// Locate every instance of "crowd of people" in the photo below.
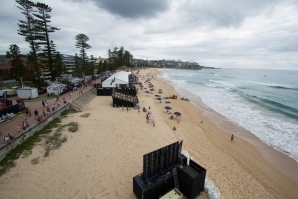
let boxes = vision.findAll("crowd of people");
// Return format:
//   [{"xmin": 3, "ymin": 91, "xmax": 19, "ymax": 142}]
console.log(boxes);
[{"xmin": 1, "ymin": 113, "xmax": 12, "ymax": 122}]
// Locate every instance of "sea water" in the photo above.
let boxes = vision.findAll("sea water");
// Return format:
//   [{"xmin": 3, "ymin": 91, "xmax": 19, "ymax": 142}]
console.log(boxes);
[{"xmin": 159, "ymin": 68, "xmax": 298, "ymax": 162}]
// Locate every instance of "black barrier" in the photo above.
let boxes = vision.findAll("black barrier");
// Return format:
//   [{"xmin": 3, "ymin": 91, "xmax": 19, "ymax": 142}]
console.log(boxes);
[
  {"xmin": 97, "ymin": 87, "xmax": 138, "ymax": 96},
  {"xmin": 177, "ymin": 159, "xmax": 206, "ymax": 199},
  {"xmin": 97, "ymin": 87, "xmax": 113, "ymax": 96},
  {"xmin": 0, "ymin": 101, "xmax": 25, "ymax": 115}
]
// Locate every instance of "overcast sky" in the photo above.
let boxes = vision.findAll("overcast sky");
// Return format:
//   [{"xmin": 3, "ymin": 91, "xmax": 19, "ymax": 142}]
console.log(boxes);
[{"xmin": 1, "ymin": 0, "xmax": 298, "ymax": 70}]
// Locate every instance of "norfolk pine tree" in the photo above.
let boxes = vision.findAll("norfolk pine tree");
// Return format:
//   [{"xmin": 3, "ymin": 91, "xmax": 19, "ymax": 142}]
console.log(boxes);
[
  {"xmin": 16, "ymin": 0, "xmax": 39, "ymax": 57},
  {"xmin": 33, "ymin": 2, "xmax": 60, "ymax": 81},
  {"xmin": 75, "ymin": 33, "xmax": 92, "ymax": 64}
]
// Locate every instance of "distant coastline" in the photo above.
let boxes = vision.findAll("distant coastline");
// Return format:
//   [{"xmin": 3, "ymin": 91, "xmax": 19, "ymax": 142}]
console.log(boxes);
[{"xmin": 164, "ymin": 65, "xmax": 219, "ymax": 70}]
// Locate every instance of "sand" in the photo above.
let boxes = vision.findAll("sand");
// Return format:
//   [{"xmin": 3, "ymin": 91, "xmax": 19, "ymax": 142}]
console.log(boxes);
[{"xmin": 0, "ymin": 68, "xmax": 297, "ymax": 199}]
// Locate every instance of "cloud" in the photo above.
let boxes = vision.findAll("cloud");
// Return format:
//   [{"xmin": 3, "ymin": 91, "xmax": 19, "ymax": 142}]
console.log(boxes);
[{"xmin": 87, "ymin": 0, "xmax": 170, "ymax": 19}]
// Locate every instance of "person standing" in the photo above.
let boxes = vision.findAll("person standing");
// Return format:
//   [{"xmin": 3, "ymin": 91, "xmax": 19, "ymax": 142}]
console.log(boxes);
[
  {"xmin": 25, "ymin": 119, "xmax": 29, "ymax": 127},
  {"xmin": 34, "ymin": 109, "xmax": 38, "ymax": 120},
  {"xmin": 231, "ymin": 134, "xmax": 234, "ymax": 142},
  {"xmin": 22, "ymin": 121, "xmax": 26, "ymax": 130},
  {"xmin": 42, "ymin": 100, "xmax": 45, "ymax": 108}
]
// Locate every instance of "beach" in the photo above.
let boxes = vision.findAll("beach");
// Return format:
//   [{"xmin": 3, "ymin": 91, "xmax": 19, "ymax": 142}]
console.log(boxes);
[{"xmin": 0, "ymin": 68, "xmax": 297, "ymax": 199}]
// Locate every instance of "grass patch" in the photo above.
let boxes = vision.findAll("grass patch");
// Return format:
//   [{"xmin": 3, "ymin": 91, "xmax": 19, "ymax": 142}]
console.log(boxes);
[
  {"xmin": 61, "ymin": 108, "xmax": 78, "ymax": 117},
  {"xmin": 43, "ymin": 121, "xmax": 77, "ymax": 156},
  {"xmin": 0, "ymin": 81, "xmax": 19, "ymax": 89},
  {"xmin": 80, "ymin": 113, "xmax": 90, "ymax": 118},
  {"xmin": 68, "ymin": 126, "xmax": 78, "ymax": 133},
  {"xmin": 0, "ymin": 117, "xmax": 62, "ymax": 176},
  {"xmin": 0, "ymin": 109, "xmax": 79, "ymax": 176},
  {"xmin": 22, "ymin": 150, "xmax": 32, "ymax": 158},
  {"xmin": 31, "ymin": 157, "xmax": 39, "ymax": 164}
]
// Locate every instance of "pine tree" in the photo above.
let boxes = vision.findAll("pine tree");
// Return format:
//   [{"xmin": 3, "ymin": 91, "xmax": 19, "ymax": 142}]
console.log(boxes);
[
  {"xmin": 75, "ymin": 33, "xmax": 92, "ymax": 64},
  {"xmin": 26, "ymin": 52, "xmax": 44, "ymax": 88},
  {"xmin": 52, "ymin": 52, "xmax": 67, "ymax": 78},
  {"xmin": 9, "ymin": 44, "xmax": 26, "ymax": 83},
  {"xmin": 33, "ymin": 2, "xmax": 60, "ymax": 80},
  {"xmin": 73, "ymin": 53, "xmax": 83, "ymax": 77},
  {"xmin": 16, "ymin": 0, "xmax": 39, "ymax": 57}
]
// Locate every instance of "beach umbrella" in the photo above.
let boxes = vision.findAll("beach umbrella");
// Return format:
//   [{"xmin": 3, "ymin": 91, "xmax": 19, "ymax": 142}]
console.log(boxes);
[
  {"xmin": 165, "ymin": 106, "xmax": 172, "ymax": 110},
  {"xmin": 165, "ymin": 101, "xmax": 171, "ymax": 104},
  {"xmin": 173, "ymin": 112, "xmax": 181, "ymax": 116},
  {"xmin": 155, "ymin": 95, "xmax": 160, "ymax": 97},
  {"xmin": 150, "ymin": 89, "xmax": 154, "ymax": 91},
  {"xmin": 156, "ymin": 97, "xmax": 162, "ymax": 100},
  {"xmin": 145, "ymin": 91, "xmax": 150, "ymax": 93}
]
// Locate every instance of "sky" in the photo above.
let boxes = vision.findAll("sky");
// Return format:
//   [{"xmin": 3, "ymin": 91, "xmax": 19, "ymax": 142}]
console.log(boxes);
[{"xmin": 0, "ymin": 0, "xmax": 298, "ymax": 70}]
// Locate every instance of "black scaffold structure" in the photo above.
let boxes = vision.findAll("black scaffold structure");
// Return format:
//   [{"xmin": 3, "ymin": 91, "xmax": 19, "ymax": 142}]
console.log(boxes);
[{"xmin": 133, "ymin": 141, "xmax": 207, "ymax": 199}]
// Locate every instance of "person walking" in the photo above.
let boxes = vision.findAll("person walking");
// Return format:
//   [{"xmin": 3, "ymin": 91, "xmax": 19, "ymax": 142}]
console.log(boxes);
[
  {"xmin": 17, "ymin": 124, "xmax": 21, "ymax": 133},
  {"xmin": 231, "ymin": 134, "xmax": 234, "ymax": 142},
  {"xmin": 34, "ymin": 109, "xmax": 38, "ymax": 120},
  {"xmin": 42, "ymin": 100, "xmax": 45, "ymax": 108}
]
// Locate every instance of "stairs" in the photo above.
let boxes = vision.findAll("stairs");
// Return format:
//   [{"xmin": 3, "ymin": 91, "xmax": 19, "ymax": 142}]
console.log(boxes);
[
  {"xmin": 70, "ymin": 88, "xmax": 97, "ymax": 111},
  {"xmin": 70, "ymin": 101, "xmax": 84, "ymax": 111},
  {"xmin": 173, "ymin": 167, "xmax": 179, "ymax": 190}
]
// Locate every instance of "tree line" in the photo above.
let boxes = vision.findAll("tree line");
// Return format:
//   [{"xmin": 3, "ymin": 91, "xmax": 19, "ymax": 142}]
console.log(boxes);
[{"xmin": 7, "ymin": 0, "xmax": 134, "ymax": 88}]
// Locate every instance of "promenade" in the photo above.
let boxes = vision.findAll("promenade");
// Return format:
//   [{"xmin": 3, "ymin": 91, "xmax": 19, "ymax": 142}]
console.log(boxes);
[{"xmin": 0, "ymin": 85, "xmax": 93, "ymax": 145}]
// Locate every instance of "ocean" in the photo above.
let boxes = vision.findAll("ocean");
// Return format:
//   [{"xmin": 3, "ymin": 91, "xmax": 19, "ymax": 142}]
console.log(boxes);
[{"xmin": 158, "ymin": 68, "xmax": 298, "ymax": 163}]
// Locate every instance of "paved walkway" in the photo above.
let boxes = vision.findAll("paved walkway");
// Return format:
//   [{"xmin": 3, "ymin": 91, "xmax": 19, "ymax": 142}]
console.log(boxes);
[{"xmin": 0, "ymin": 85, "xmax": 94, "ymax": 145}]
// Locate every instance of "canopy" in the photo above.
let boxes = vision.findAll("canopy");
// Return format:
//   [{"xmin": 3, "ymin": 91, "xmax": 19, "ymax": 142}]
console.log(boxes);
[{"xmin": 102, "ymin": 71, "xmax": 132, "ymax": 88}]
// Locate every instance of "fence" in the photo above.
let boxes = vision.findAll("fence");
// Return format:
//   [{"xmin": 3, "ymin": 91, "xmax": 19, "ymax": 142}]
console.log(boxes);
[{"xmin": 0, "ymin": 102, "xmax": 70, "ymax": 161}]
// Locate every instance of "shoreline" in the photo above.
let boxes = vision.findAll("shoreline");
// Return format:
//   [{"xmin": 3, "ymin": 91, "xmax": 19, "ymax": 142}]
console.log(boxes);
[{"xmin": 157, "ymin": 68, "xmax": 298, "ymax": 183}]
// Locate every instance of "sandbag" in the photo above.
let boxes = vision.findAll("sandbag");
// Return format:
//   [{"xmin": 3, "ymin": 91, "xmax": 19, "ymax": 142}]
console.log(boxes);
[
  {"xmin": 207, "ymin": 188, "xmax": 221, "ymax": 199},
  {"xmin": 204, "ymin": 177, "xmax": 214, "ymax": 193}
]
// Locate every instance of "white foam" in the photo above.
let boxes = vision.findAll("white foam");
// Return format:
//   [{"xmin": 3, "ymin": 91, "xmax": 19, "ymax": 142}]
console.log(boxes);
[
  {"xmin": 209, "ymin": 79, "xmax": 236, "ymax": 87},
  {"xmin": 247, "ymin": 80, "xmax": 293, "ymax": 89},
  {"xmin": 160, "ymin": 70, "xmax": 298, "ymax": 163}
]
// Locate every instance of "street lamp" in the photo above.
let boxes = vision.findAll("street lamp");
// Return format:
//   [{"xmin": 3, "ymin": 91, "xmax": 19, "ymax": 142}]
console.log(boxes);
[{"xmin": 19, "ymin": 77, "xmax": 23, "ymax": 88}]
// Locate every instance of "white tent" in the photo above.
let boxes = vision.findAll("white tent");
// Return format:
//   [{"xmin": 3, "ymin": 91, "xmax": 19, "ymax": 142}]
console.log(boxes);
[
  {"xmin": 102, "ymin": 71, "xmax": 131, "ymax": 88},
  {"xmin": 17, "ymin": 87, "xmax": 38, "ymax": 99},
  {"xmin": 47, "ymin": 84, "xmax": 68, "ymax": 96}
]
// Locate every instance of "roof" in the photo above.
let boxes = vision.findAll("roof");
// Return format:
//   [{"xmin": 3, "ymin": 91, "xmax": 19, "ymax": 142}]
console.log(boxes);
[
  {"xmin": 102, "ymin": 71, "xmax": 132, "ymax": 87},
  {"xmin": 104, "ymin": 71, "xmax": 131, "ymax": 83},
  {"xmin": 0, "ymin": 64, "xmax": 12, "ymax": 70},
  {"xmin": 17, "ymin": 87, "xmax": 37, "ymax": 90}
]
